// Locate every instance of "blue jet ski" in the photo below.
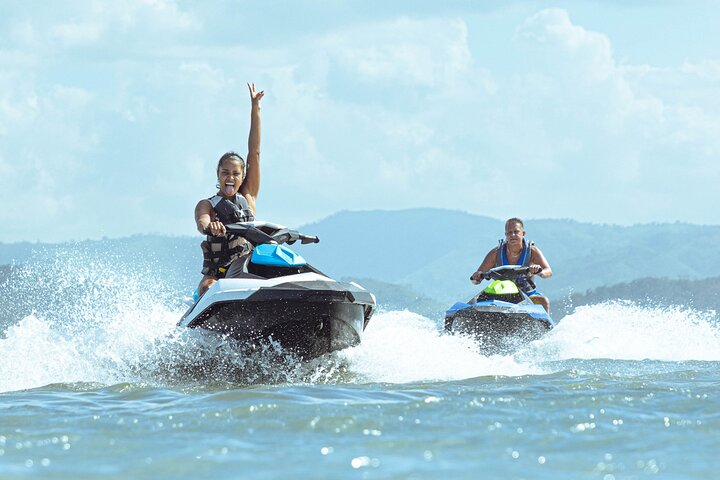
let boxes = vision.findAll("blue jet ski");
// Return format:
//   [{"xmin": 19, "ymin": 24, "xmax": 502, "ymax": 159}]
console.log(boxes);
[
  {"xmin": 178, "ymin": 221, "xmax": 376, "ymax": 359},
  {"xmin": 445, "ymin": 265, "xmax": 556, "ymax": 354}
]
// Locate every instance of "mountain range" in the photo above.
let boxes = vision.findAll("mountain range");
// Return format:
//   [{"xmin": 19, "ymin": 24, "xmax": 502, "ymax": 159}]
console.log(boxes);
[{"xmin": 2, "ymin": 209, "xmax": 719, "ymax": 319}]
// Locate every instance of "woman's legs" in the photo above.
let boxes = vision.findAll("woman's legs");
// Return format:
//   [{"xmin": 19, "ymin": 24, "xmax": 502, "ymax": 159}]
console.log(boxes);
[{"xmin": 197, "ymin": 275, "xmax": 217, "ymax": 298}]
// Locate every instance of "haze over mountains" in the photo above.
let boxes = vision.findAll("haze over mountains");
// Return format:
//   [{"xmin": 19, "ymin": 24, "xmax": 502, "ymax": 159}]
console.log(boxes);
[{"xmin": 2, "ymin": 209, "xmax": 719, "ymax": 320}]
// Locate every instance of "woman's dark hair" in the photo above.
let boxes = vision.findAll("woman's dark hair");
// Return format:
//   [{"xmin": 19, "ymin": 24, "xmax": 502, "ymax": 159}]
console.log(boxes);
[{"xmin": 216, "ymin": 151, "xmax": 246, "ymax": 179}]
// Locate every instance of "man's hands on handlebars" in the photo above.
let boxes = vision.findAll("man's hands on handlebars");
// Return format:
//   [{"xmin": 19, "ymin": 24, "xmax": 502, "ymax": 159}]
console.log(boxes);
[
  {"xmin": 528, "ymin": 264, "xmax": 543, "ymax": 276},
  {"xmin": 470, "ymin": 270, "xmax": 486, "ymax": 284},
  {"xmin": 470, "ymin": 265, "xmax": 544, "ymax": 284}
]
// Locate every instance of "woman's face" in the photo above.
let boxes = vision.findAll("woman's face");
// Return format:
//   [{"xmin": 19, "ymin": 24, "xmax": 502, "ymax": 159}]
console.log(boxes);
[{"xmin": 217, "ymin": 159, "xmax": 244, "ymax": 197}]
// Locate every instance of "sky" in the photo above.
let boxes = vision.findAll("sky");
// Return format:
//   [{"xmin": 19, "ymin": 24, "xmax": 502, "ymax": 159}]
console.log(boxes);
[{"xmin": 1, "ymin": 0, "xmax": 719, "ymax": 242}]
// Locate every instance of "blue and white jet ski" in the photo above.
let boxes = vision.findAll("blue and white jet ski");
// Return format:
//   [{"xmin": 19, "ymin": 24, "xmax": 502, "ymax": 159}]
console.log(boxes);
[
  {"xmin": 178, "ymin": 221, "xmax": 376, "ymax": 359},
  {"xmin": 445, "ymin": 265, "xmax": 556, "ymax": 354}
]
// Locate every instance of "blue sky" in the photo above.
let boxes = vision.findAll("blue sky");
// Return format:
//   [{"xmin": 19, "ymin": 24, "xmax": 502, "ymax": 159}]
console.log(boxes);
[{"xmin": 1, "ymin": 1, "xmax": 719, "ymax": 242}]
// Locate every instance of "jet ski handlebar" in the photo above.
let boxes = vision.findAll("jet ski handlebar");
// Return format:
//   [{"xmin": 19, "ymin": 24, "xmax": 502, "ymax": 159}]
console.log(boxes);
[
  {"xmin": 269, "ymin": 228, "xmax": 320, "ymax": 245},
  {"xmin": 481, "ymin": 265, "xmax": 532, "ymax": 281},
  {"xmin": 204, "ymin": 221, "xmax": 320, "ymax": 247}
]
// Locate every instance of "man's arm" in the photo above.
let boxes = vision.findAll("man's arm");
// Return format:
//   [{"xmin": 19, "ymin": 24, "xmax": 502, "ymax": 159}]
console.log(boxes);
[
  {"xmin": 470, "ymin": 249, "xmax": 498, "ymax": 283},
  {"xmin": 240, "ymin": 82, "xmax": 264, "ymax": 211},
  {"xmin": 529, "ymin": 246, "xmax": 552, "ymax": 278}
]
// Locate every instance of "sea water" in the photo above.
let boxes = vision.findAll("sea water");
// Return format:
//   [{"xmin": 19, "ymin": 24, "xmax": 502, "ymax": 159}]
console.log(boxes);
[{"xmin": 1, "ymin": 257, "xmax": 719, "ymax": 479}]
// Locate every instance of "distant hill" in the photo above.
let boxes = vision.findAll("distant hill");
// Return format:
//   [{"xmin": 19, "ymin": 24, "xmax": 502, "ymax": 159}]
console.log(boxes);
[
  {"xmin": 342, "ymin": 277, "xmax": 446, "ymax": 321},
  {"xmin": 2, "ymin": 208, "xmax": 720, "ymax": 308},
  {"xmin": 3, "ymin": 262, "xmax": 715, "ymax": 327},
  {"xmin": 293, "ymin": 209, "xmax": 720, "ymax": 304},
  {"xmin": 0, "ymin": 235, "xmax": 201, "ymax": 291}
]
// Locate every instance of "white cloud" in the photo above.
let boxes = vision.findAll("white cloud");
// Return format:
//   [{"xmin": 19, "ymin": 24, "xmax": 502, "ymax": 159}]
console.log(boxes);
[
  {"xmin": 9, "ymin": 20, "xmax": 40, "ymax": 46},
  {"xmin": 2, "ymin": 3, "xmax": 720, "ymax": 241},
  {"xmin": 50, "ymin": 85, "xmax": 95, "ymax": 109},
  {"xmin": 681, "ymin": 60, "xmax": 720, "ymax": 80},
  {"xmin": 0, "ymin": 73, "xmax": 40, "ymax": 135},
  {"xmin": 5, "ymin": 0, "xmax": 199, "ymax": 55},
  {"xmin": 327, "ymin": 17, "xmax": 472, "ymax": 87},
  {"xmin": 517, "ymin": 8, "xmax": 615, "ymax": 81},
  {"xmin": 245, "ymin": 9, "xmax": 720, "ymax": 226},
  {"xmin": 505, "ymin": 8, "xmax": 720, "ymax": 222},
  {"xmin": 671, "ymin": 106, "xmax": 720, "ymax": 155},
  {"xmin": 50, "ymin": 21, "xmax": 104, "ymax": 46},
  {"xmin": 177, "ymin": 62, "xmax": 231, "ymax": 94},
  {"xmin": 516, "ymin": 8, "xmax": 665, "ymax": 123},
  {"xmin": 0, "ymin": 66, "xmax": 104, "ymax": 239},
  {"xmin": 133, "ymin": 0, "xmax": 199, "ymax": 30}
]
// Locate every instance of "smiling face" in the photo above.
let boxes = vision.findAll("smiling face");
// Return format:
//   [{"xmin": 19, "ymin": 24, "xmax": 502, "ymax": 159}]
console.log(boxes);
[
  {"xmin": 504, "ymin": 220, "xmax": 525, "ymax": 247},
  {"xmin": 217, "ymin": 157, "xmax": 244, "ymax": 198}
]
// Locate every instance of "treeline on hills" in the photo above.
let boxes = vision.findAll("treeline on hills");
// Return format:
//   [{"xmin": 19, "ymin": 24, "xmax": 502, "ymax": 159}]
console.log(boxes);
[
  {"xmin": 347, "ymin": 275, "xmax": 720, "ymax": 323},
  {"xmin": 2, "ymin": 261, "xmax": 716, "ymax": 328},
  {"xmin": 3, "ymin": 210, "xmax": 720, "ymax": 306},
  {"xmin": 559, "ymin": 275, "xmax": 720, "ymax": 315},
  {"xmin": 2, "ymin": 209, "xmax": 720, "ymax": 325},
  {"xmin": 292, "ymin": 209, "xmax": 720, "ymax": 304},
  {"xmin": 343, "ymin": 277, "xmax": 446, "ymax": 321}
]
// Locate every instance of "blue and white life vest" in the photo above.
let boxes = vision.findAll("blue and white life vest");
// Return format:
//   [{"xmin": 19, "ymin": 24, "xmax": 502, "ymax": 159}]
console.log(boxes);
[{"xmin": 495, "ymin": 238, "xmax": 536, "ymax": 293}]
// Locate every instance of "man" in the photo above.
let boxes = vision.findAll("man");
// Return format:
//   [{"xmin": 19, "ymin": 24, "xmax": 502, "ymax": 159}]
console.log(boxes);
[{"xmin": 470, "ymin": 218, "xmax": 552, "ymax": 312}]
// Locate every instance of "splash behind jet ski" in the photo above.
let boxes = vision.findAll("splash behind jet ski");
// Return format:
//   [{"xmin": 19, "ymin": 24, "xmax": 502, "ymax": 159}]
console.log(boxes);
[
  {"xmin": 445, "ymin": 265, "xmax": 556, "ymax": 354},
  {"xmin": 178, "ymin": 221, "xmax": 376, "ymax": 359}
]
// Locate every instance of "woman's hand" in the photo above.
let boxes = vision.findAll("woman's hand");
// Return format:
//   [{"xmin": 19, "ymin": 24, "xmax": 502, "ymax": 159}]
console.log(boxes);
[
  {"xmin": 248, "ymin": 82, "xmax": 264, "ymax": 105},
  {"xmin": 470, "ymin": 270, "xmax": 485, "ymax": 284},
  {"xmin": 207, "ymin": 221, "xmax": 226, "ymax": 237}
]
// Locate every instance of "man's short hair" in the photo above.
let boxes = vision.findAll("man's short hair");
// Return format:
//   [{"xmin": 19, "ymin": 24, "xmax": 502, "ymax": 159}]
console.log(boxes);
[{"xmin": 505, "ymin": 217, "xmax": 524, "ymax": 230}]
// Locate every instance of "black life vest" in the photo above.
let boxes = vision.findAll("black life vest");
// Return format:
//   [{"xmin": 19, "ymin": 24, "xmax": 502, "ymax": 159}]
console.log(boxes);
[
  {"xmin": 201, "ymin": 194, "xmax": 255, "ymax": 276},
  {"xmin": 495, "ymin": 238, "xmax": 536, "ymax": 292}
]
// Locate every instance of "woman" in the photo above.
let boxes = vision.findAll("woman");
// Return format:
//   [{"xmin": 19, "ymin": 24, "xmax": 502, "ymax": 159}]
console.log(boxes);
[
  {"xmin": 194, "ymin": 82, "xmax": 264, "ymax": 298},
  {"xmin": 470, "ymin": 217, "xmax": 553, "ymax": 312}
]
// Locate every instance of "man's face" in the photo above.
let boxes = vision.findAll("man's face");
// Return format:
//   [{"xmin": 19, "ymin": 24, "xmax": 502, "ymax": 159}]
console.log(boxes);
[{"xmin": 505, "ymin": 222, "xmax": 525, "ymax": 245}]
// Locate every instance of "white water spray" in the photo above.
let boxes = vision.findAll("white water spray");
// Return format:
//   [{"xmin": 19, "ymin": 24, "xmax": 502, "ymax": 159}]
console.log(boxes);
[
  {"xmin": 2, "ymin": 253, "xmax": 719, "ymax": 392},
  {"xmin": 523, "ymin": 301, "xmax": 720, "ymax": 362}
]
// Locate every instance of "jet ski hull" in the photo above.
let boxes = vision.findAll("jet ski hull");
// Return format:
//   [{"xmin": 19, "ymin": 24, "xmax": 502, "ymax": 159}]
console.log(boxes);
[
  {"xmin": 180, "ymin": 276, "xmax": 375, "ymax": 359},
  {"xmin": 445, "ymin": 300, "xmax": 555, "ymax": 354},
  {"xmin": 179, "ymin": 222, "xmax": 376, "ymax": 359},
  {"xmin": 186, "ymin": 299, "xmax": 367, "ymax": 359}
]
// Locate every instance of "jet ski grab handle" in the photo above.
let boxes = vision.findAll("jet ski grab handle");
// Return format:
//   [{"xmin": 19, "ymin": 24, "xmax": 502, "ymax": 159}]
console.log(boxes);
[
  {"xmin": 482, "ymin": 265, "xmax": 532, "ymax": 281},
  {"xmin": 204, "ymin": 223, "xmax": 320, "ymax": 246},
  {"xmin": 270, "ymin": 229, "xmax": 320, "ymax": 245}
]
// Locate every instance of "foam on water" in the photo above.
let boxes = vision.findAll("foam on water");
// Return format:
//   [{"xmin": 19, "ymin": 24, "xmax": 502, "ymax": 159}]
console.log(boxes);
[
  {"xmin": 2, "ymin": 253, "xmax": 719, "ymax": 392},
  {"xmin": 522, "ymin": 301, "xmax": 720, "ymax": 362},
  {"xmin": 3, "ymin": 300, "xmax": 717, "ymax": 393},
  {"xmin": 0, "ymin": 251, "xmax": 182, "ymax": 392},
  {"xmin": 339, "ymin": 310, "xmax": 540, "ymax": 382}
]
